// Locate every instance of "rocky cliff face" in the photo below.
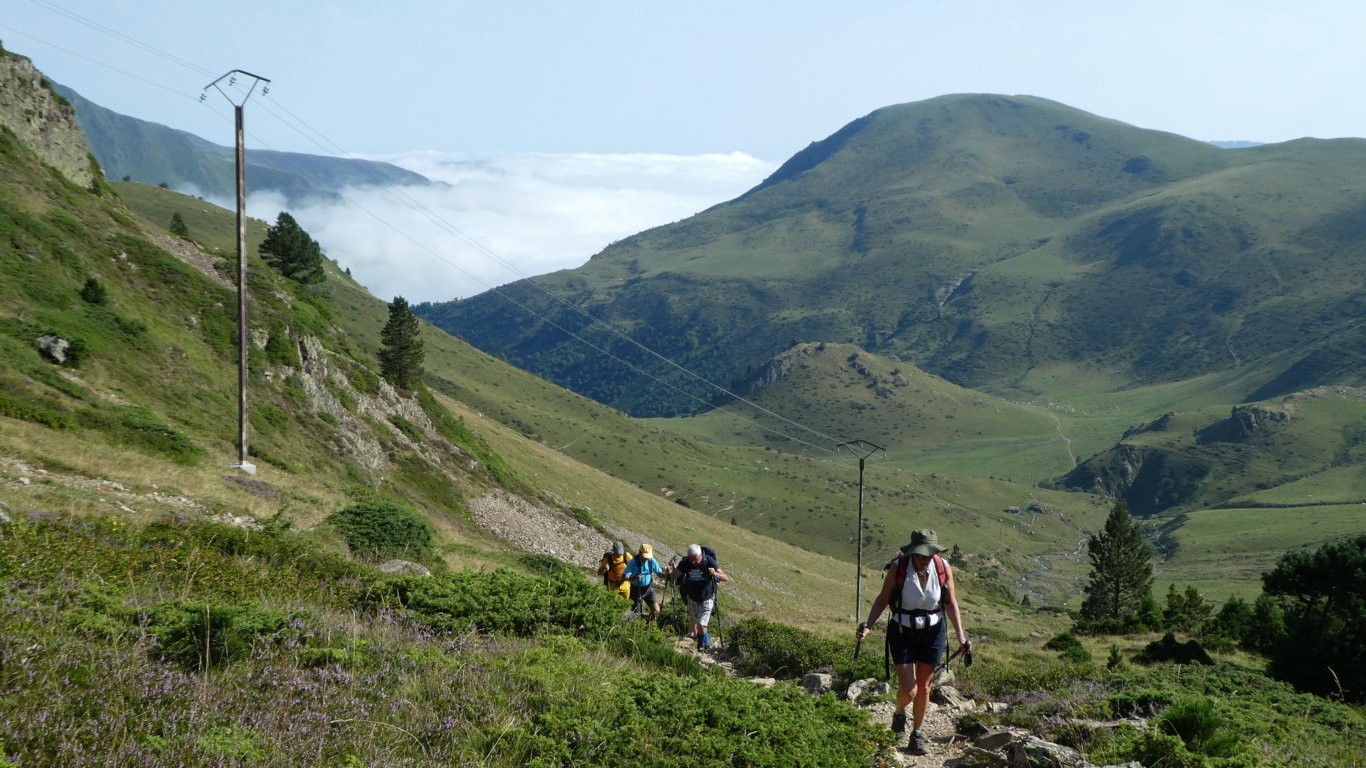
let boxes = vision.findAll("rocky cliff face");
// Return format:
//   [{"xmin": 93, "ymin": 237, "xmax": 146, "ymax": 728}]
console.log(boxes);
[{"xmin": 0, "ymin": 47, "xmax": 96, "ymax": 188}]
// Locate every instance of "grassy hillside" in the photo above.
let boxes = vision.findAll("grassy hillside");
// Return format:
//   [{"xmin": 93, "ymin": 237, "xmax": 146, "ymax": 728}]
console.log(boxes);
[{"xmin": 420, "ymin": 95, "xmax": 1364, "ymax": 422}]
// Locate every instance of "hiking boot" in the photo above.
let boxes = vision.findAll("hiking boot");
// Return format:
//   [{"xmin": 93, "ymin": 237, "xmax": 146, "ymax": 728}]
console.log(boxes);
[
  {"xmin": 908, "ymin": 729, "xmax": 929, "ymax": 755},
  {"xmin": 890, "ymin": 711, "xmax": 906, "ymax": 734}
]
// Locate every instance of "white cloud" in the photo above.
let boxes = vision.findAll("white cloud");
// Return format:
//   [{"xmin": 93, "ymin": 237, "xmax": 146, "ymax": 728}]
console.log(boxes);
[{"xmin": 248, "ymin": 151, "xmax": 774, "ymax": 304}]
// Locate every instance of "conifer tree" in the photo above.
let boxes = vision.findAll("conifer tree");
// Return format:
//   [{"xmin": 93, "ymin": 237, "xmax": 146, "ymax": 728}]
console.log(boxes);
[
  {"xmin": 260, "ymin": 211, "xmax": 325, "ymax": 284},
  {"xmin": 379, "ymin": 296, "xmax": 424, "ymax": 391},
  {"xmin": 1262, "ymin": 535, "xmax": 1366, "ymax": 700},
  {"xmin": 169, "ymin": 211, "xmax": 190, "ymax": 238},
  {"xmin": 1080, "ymin": 501, "xmax": 1155, "ymax": 630}
]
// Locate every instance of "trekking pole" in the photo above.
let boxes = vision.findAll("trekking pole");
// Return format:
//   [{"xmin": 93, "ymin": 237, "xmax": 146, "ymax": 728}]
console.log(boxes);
[{"xmin": 935, "ymin": 640, "xmax": 973, "ymax": 675}]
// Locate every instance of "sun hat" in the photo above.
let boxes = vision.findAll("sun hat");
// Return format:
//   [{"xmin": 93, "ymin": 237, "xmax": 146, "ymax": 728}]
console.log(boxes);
[
  {"xmin": 638, "ymin": 543, "xmax": 653, "ymax": 558},
  {"xmin": 901, "ymin": 529, "xmax": 945, "ymax": 557}
]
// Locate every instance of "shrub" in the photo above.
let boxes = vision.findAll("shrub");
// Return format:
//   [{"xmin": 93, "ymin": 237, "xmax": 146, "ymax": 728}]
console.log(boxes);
[
  {"xmin": 78, "ymin": 276, "xmax": 107, "ymax": 305},
  {"xmin": 78, "ymin": 405, "xmax": 204, "ymax": 465},
  {"xmin": 0, "ymin": 390, "xmax": 76, "ymax": 429},
  {"xmin": 327, "ymin": 498, "xmax": 434, "ymax": 562},
  {"xmin": 147, "ymin": 600, "xmax": 292, "ymax": 670},
  {"xmin": 1044, "ymin": 631, "xmax": 1093, "ymax": 663},
  {"xmin": 1157, "ymin": 699, "xmax": 1240, "ymax": 758},
  {"xmin": 1135, "ymin": 632, "xmax": 1214, "ymax": 666},
  {"xmin": 727, "ymin": 617, "xmax": 841, "ymax": 678},
  {"xmin": 385, "ymin": 567, "xmax": 620, "ymax": 640},
  {"xmin": 602, "ymin": 619, "xmax": 706, "ymax": 677}
]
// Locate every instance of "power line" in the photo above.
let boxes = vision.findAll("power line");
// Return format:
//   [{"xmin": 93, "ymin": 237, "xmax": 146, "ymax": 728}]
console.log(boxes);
[{"xmin": 8, "ymin": 1, "xmax": 851, "ymax": 456}]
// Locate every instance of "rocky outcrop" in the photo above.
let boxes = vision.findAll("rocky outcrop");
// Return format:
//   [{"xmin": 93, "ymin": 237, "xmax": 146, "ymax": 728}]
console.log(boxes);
[
  {"xmin": 0, "ymin": 48, "xmax": 96, "ymax": 188},
  {"xmin": 1052, "ymin": 443, "xmax": 1209, "ymax": 516},
  {"xmin": 273, "ymin": 334, "xmax": 473, "ymax": 482}
]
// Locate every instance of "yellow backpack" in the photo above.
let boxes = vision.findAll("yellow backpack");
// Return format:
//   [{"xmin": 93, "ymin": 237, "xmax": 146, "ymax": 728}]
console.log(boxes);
[{"xmin": 602, "ymin": 553, "xmax": 628, "ymax": 585}]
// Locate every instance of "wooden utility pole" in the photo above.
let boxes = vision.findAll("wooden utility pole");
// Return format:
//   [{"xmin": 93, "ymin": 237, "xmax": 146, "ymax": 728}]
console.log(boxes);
[{"xmin": 203, "ymin": 70, "xmax": 269, "ymax": 475}]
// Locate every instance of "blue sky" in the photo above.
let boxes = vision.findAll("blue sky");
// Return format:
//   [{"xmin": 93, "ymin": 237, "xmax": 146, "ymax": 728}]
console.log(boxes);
[{"xmin": 6, "ymin": 0, "xmax": 1366, "ymax": 301}]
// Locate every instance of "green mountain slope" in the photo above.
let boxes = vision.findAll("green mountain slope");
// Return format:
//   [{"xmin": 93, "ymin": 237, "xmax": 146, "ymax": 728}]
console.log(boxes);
[
  {"xmin": 419, "ymin": 94, "xmax": 1365, "ymax": 418},
  {"xmin": 1054, "ymin": 387, "xmax": 1366, "ymax": 517},
  {"xmin": 54, "ymin": 82, "xmax": 433, "ymax": 202}
]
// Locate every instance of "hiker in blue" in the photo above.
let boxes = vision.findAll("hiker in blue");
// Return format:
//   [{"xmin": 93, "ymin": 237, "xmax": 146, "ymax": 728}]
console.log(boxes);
[
  {"xmin": 856, "ymin": 529, "xmax": 969, "ymax": 756},
  {"xmin": 670, "ymin": 544, "xmax": 728, "ymax": 650},
  {"xmin": 623, "ymin": 543, "xmax": 664, "ymax": 621}
]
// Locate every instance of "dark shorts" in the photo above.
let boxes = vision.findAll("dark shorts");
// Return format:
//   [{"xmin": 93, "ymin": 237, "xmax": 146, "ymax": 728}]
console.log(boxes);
[
  {"xmin": 887, "ymin": 616, "xmax": 947, "ymax": 666},
  {"xmin": 630, "ymin": 583, "xmax": 658, "ymax": 608}
]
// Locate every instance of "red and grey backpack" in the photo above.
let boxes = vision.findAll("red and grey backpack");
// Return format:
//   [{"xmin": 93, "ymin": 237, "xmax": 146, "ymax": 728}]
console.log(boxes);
[{"xmin": 887, "ymin": 552, "xmax": 950, "ymax": 618}]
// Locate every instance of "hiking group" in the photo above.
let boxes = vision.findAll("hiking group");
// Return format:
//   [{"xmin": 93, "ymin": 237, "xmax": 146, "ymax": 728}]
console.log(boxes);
[
  {"xmin": 597, "ymin": 540, "xmax": 728, "ymax": 650},
  {"xmin": 597, "ymin": 529, "xmax": 970, "ymax": 756}
]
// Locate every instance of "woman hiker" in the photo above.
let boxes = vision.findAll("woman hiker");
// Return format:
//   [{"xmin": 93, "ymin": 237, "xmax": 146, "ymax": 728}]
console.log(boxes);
[{"xmin": 856, "ymin": 529, "xmax": 970, "ymax": 755}]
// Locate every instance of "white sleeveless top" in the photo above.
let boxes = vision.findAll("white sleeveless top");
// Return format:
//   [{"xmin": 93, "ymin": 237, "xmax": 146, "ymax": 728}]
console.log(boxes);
[{"xmin": 893, "ymin": 559, "xmax": 943, "ymax": 629}]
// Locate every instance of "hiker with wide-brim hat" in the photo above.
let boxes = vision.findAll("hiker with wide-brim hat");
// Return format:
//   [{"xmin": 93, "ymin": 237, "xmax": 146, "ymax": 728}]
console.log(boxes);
[{"xmin": 856, "ymin": 529, "xmax": 969, "ymax": 755}]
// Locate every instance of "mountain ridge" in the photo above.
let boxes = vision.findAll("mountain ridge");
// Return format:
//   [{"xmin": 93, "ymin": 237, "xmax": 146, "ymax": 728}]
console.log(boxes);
[
  {"xmin": 53, "ymin": 81, "xmax": 433, "ymax": 203},
  {"xmin": 420, "ymin": 94, "xmax": 1364, "ymax": 420}
]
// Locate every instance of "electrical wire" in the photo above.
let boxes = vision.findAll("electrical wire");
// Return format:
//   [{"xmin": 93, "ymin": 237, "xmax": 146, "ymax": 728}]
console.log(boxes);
[{"xmin": 8, "ymin": 0, "xmax": 852, "ymax": 455}]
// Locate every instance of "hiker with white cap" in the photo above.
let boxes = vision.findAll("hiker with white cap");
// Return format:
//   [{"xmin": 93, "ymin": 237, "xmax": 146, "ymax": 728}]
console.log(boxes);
[
  {"xmin": 856, "ymin": 529, "xmax": 969, "ymax": 755},
  {"xmin": 670, "ymin": 544, "xmax": 728, "ymax": 649},
  {"xmin": 623, "ymin": 543, "xmax": 665, "ymax": 620}
]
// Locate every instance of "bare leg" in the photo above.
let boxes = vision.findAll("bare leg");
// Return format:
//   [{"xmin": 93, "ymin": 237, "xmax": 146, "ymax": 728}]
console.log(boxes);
[
  {"xmin": 911, "ymin": 661, "xmax": 936, "ymax": 730},
  {"xmin": 894, "ymin": 662, "xmax": 916, "ymax": 715}
]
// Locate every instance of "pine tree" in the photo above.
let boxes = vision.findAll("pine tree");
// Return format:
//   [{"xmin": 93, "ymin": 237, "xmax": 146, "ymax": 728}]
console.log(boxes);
[
  {"xmin": 1163, "ymin": 584, "xmax": 1211, "ymax": 633},
  {"xmin": 260, "ymin": 212, "xmax": 325, "ymax": 284},
  {"xmin": 1262, "ymin": 535, "xmax": 1366, "ymax": 700},
  {"xmin": 169, "ymin": 211, "xmax": 190, "ymax": 238},
  {"xmin": 1080, "ymin": 501, "xmax": 1154, "ymax": 631},
  {"xmin": 378, "ymin": 296, "xmax": 424, "ymax": 391},
  {"xmin": 79, "ymin": 276, "xmax": 107, "ymax": 305}
]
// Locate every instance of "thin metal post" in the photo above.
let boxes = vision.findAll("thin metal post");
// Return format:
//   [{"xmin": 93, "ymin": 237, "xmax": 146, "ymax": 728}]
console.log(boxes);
[
  {"xmin": 837, "ymin": 440, "xmax": 886, "ymax": 619},
  {"xmin": 204, "ymin": 70, "xmax": 269, "ymax": 475}
]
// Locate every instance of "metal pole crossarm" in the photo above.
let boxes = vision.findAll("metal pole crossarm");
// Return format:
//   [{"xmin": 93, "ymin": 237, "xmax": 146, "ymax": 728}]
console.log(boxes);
[
  {"xmin": 837, "ymin": 440, "xmax": 887, "ymax": 620},
  {"xmin": 203, "ymin": 70, "xmax": 271, "ymax": 106}
]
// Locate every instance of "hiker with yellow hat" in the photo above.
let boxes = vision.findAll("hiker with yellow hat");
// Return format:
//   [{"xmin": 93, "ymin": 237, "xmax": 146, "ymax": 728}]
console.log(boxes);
[
  {"xmin": 856, "ymin": 529, "xmax": 969, "ymax": 756},
  {"xmin": 623, "ymin": 543, "xmax": 665, "ymax": 620}
]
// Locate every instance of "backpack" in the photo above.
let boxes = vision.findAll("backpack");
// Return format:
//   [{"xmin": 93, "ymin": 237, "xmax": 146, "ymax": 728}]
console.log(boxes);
[
  {"xmin": 701, "ymin": 545, "xmax": 719, "ymax": 569},
  {"xmin": 889, "ymin": 552, "xmax": 949, "ymax": 613},
  {"xmin": 602, "ymin": 552, "xmax": 628, "ymax": 585}
]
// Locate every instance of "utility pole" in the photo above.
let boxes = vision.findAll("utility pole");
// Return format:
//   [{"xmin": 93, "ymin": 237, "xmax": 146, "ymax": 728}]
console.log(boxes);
[
  {"xmin": 203, "ymin": 70, "xmax": 269, "ymax": 475},
  {"xmin": 838, "ymin": 440, "xmax": 886, "ymax": 620}
]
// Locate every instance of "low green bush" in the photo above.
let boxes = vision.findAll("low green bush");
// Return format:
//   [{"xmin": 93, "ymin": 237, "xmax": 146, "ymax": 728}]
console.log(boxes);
[
  {"xmin": 147, "ymin": 600, "xmax": 293, "ymax": 670},
  {"xmin": 385, "ymin": 566, "xmax": 620, "ymax": 640},
  {"xmin": 327, "ymin": 497, "xmax": 434, "ymax": 562},
  {"xmin": 1159, "ymin": 698, "xmax": 1241, "ymax": 758},
  {"xmin": 727, "ymin": 616, "xmax": 841, "ymax": 678},
  {"xmin": 77, "ymin": 404, "xmax": 204, "ymax": 465},
  {"xmin": 1136, "ymin": 632, "xmax": 1214, "ymax": 665},
  {"xmin": 1044, "ymin": 631, "xmax": 1093, "ymax": 663},
  {"xmin": 508, "ymin": 657, "xmax": 892, "ymax": 768}
]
